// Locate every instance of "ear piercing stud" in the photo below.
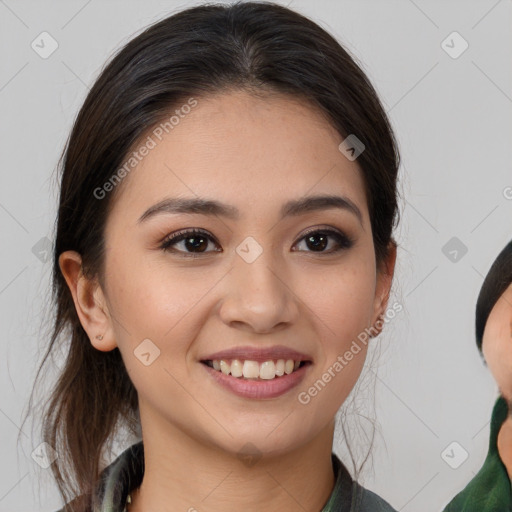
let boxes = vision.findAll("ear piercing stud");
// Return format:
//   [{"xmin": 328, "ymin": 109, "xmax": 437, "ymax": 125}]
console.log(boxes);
[{"xmin": 95, "ymin": 334, "xmax": 104, "ymax": 340}]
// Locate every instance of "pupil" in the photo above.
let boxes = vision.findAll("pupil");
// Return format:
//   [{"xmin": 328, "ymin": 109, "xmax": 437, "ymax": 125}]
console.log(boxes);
[
  {"xmin": 186, "ymin": 236, "xmax": 207, "ymax": 252},
  {"xmin": 307, "ymin": 234, "xmax": 327, "ymax": 251}
]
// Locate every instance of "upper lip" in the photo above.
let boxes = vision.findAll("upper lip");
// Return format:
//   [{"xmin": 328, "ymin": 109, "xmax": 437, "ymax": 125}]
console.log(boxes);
[{"xmin": 201, "ymin": 345, "xmax": 313, "ymax": 363}]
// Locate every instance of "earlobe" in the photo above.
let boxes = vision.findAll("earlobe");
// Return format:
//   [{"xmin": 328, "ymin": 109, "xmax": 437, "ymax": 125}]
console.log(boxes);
[{"xmin": 58, "ymin": 251, "xmax": 117, "ymax": 351}]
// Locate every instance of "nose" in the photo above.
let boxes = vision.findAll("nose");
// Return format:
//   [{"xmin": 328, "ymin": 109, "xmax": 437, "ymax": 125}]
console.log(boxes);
[{"xmin": 218, "ymin": 248, "xmax": 299, "ymax": 334}]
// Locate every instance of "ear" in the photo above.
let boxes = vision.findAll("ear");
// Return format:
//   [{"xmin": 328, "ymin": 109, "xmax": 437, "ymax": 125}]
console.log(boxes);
[
  {"xmin": 371, "ymin": 242, "xmax": 397, "ymax": 336},
  {"xmin": 58, "ymin": 250, "xmax": 117, "ymax": 351}
]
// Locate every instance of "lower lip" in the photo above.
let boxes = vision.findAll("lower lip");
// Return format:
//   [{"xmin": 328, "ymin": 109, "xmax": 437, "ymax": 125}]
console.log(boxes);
[{"xmin": 201, "ymin": 362, "xmax": 311, "ymax": 399}]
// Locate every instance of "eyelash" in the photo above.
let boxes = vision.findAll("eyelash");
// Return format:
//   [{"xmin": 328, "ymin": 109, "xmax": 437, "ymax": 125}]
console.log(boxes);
[{"xmin": 159, "ymin": 227, "xmax": 354, "ymax": 258}]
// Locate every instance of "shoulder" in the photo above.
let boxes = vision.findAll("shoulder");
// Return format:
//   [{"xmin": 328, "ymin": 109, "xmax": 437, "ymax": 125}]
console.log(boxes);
[
  {"xmin": 442, "ymin": 396, "xmax": 512, "ymax": 512},
  {"xmin": 53, "ymin": 441, "xmax": 144, "ymax": 512},
  {"xmin": 352, "ymin": 482, "xmax": 398, "ymax": 512},
  {"xmin": 328, "ymin": 451, "xmax": 397, "ymax": 512}
]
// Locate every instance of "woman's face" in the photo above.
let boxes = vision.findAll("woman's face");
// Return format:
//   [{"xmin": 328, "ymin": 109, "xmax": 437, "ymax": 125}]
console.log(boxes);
[
  {"xmin": 75, "ymin": 90, "xmax": 395, "ymax": 457},
  {"xmin": 482, "ymin": 283, "xmax": 512, "ymax": 403}
]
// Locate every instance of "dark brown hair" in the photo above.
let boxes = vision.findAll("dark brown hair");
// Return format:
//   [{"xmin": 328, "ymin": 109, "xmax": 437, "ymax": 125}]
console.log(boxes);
[{"xmin": 23, "ymin": 2, "xmax": 400, "ymax": 510}]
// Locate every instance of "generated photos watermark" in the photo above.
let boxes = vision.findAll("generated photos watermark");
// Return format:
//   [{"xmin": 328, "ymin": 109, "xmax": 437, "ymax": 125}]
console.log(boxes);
[
  {"xmin": 93, "ymin": 97, "xmax": 198, "ymax": 200},
  {"xmin": 297, "ymin": 301, "xmax": 403, "ymax": 405}
]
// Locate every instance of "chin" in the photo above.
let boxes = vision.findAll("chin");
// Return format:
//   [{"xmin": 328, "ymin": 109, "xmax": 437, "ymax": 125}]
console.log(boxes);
[{"xmin": 215, "ymin": 425, "xmax": 311, "ymax": 459}]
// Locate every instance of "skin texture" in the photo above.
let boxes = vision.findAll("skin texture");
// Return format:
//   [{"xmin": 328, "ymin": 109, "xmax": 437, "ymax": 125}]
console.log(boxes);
[
  {"xmin": 482, "ymin": 283, "xmax": 512, "ymax": 482},
  {"xmin": 59, "ymin": 90, "xmax": 396, "ymax": 512}
]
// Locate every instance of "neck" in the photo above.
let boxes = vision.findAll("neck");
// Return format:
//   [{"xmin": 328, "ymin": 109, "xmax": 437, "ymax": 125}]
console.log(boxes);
[
  {"xmin": 128, "ymin": 407, "xmax": 337, "ymax": 512},
  {"xmin": 497, "ymin": 414, "xmax": 512, "ymax": 482}
]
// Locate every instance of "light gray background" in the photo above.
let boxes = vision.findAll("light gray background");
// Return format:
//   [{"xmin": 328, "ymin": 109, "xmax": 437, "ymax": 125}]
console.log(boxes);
[{"xmin": 1, "ymin": 1, "xmax": 511, "ymax": 511}]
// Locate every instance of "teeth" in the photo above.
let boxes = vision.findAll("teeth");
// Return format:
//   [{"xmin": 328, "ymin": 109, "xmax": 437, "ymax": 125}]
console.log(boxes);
[
  {"xmin": 259, "ymin": 361, "xmax": 275, "ymax": 380},
  {"xmin": 220, "ymin": 360, "xmax": 230, "ymax": 375},
  {"xmin": 242, "ymin": 360, "xmax": 260, "ymax": 379},
  {"xmin": 208, "ymin": 358, "xmax": 305, "ymax": 379},
  {"xmin": 230, "ymin": 359, "xmax": 243, "ymax": 377}
]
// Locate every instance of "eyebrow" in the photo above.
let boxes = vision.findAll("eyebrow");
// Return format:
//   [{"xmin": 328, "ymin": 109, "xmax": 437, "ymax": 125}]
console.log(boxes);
[{"xmin": 137, "ymin": 194, "xmax": 363, "ymax": 226}]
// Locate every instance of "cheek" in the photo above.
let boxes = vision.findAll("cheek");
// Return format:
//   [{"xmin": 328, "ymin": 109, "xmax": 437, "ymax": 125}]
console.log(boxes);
[
  {"xmin": 110, "ymin": 262, "xmax": 211, "ymax": 407},
  {"xmin": 107, "ymin": 248, "xmax": 210, "ymax": 334},
  {"xmin": 325, "ymin": 285, "xmax": 374, "ymax": 332},
  {"xmin": 293, "ymin": 258, "xmax": 375, "ymax": 408},
  {"xmin": 300, "ymin": 259, "xmax": 376, "ymax": 339},
  {"xmin": 104, "ymin": 255, "xmax": 218, "ymax": 390}
]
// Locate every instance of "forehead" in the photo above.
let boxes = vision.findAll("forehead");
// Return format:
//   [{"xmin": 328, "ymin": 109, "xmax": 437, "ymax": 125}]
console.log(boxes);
[
  {"xmin": 108, "ymin": 89, "xmax": 368, "ymax": 225},
  {"xmin": 489, "ymin": 284, "xmax": 512, "ymax": 318},
  {"xmin": 483, "ymin": 283, "xmax": 512, "ymax": 343}
]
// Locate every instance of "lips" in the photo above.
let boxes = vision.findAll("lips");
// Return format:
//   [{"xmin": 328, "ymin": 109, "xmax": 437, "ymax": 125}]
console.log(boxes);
[
  {"xmin": 201, "ymin": 357, "xmax": 311, "ymax": 399},
  {"xmin": 198, "ymin": 345, "xmax": 313, "ymax": 398},
  {"xmin": 200, "ymin": 345, "xmax": 313, "ymax": 364}
]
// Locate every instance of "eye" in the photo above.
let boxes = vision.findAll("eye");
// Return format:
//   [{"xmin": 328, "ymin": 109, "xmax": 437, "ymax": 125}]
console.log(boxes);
[
  {"xmin": 292, "ymin": 227, "xmax": 354, "ymax": 254},
  {"xmin": 159, "ymin": 228, "xmax": 221, "ymax": 257},
  {"xmin": 159, "ymin": 226, "xmax": 354, "ymax": 257}
]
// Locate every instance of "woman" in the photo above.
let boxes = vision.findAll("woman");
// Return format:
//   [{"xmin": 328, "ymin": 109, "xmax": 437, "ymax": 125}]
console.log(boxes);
[
  {"xmin": 26, "ymin": 2, "xmax": 401, "ymax": 511},
  {"xmin": 444, "ymin": 239, "xmax": 512, "ymax": 511}
]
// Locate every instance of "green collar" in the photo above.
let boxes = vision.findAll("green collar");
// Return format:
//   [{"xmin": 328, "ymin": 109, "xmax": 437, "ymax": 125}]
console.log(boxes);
[{"xmin": 443, "ymin": 396, "xmax": 512, "ymax": 511}]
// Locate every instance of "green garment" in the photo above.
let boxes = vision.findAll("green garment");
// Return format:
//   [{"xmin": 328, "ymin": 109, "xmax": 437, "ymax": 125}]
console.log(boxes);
[
  {"xmin": 56, "ymin": 441, "xmax": 396, "ymax": 511},
  {"xmin": 443, "ymin": 396, "xmax": 512, "ymax": 511}
]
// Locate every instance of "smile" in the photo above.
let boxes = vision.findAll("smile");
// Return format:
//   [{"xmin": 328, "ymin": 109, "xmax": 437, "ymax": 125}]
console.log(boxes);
[
  {"xmin": 201, "ymin": 358, "xmax": 312, "ymax": 399},
  {"xmin": 202, "ymin": 359, "xmax": 310, "ymax": 380}
]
